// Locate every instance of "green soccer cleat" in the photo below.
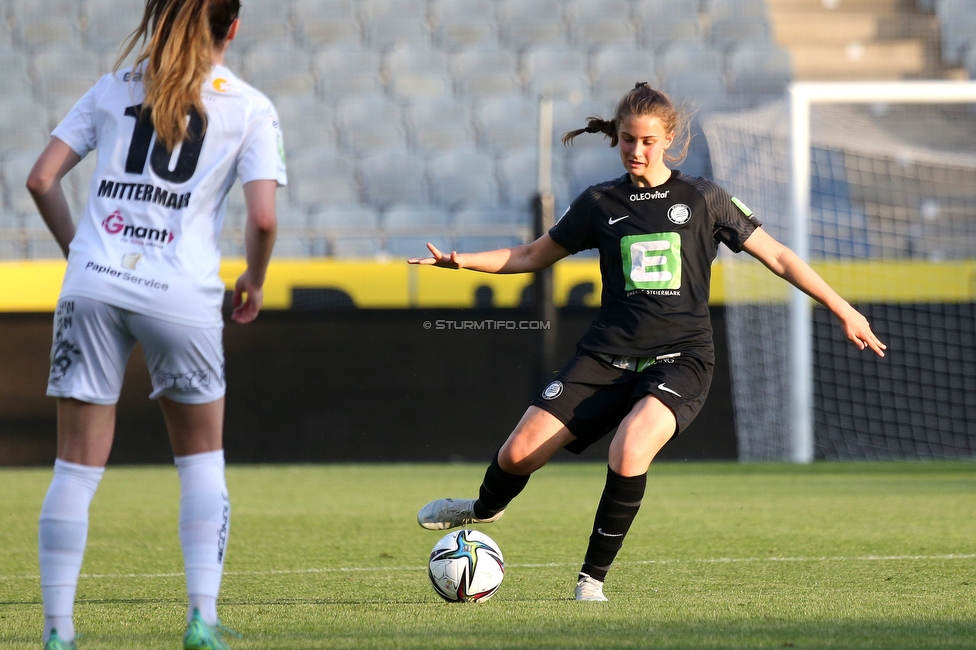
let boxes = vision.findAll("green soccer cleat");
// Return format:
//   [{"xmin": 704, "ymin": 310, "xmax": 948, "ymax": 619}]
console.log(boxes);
[
  {"xmin": 43, "ymin": 629, "xmax": 76, "ymax": 650},
  {"xmin": 183, "ymin": 608, "xmax": 238, "ymax": 650}
]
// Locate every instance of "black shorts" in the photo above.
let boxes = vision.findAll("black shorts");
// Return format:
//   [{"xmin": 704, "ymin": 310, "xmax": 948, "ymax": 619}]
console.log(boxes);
[{"xmin": 530, "ymin": 349, "xmax": 713, "ymax": 454}]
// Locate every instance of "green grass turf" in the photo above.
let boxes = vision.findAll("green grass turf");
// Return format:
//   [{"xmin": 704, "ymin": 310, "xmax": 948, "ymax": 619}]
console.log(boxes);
[{"xmin": 1, "ymin": 461, "xmax": 975, "ymax": 649}]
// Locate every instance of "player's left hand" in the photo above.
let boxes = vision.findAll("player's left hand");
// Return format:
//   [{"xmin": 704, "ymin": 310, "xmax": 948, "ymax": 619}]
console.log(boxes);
[
  {"xmin": 838, "ymin": 305, "xmax": 886, "ymax": 357},
  {"xmin": 232, "ymin": 270, "xmax": 264, "ymax": 324}
]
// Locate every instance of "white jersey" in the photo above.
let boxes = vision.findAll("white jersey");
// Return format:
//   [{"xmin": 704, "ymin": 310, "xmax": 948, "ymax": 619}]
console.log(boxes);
[{"xmin": 53, "ymin": 64, "xmax": 287, "ymax": 327}]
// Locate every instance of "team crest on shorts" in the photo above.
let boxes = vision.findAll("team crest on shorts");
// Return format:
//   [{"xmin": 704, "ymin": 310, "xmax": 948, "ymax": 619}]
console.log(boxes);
[
  {"xmin": 667, "ymin": 203, "xmax": 691, "ymax": 224},
  {"xmin": 542, "ymin": 380, "xmax": 563, "ymax": 400}
]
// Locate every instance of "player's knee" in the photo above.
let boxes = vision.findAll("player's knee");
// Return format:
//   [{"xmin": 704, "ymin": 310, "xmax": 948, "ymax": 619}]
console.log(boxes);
[{"xmin": 497, "ymin": 443, "xmax": 537, "ymax": 475}]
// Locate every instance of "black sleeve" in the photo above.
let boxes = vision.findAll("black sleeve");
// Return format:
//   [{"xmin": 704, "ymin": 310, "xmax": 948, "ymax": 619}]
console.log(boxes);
[
  {"xmin": 548, "ymin": 188, "xmax": 600, "ymax": 254},
  {"xmin": 688, "ymin": 177, "xmax": 762, "ymax": 253}
]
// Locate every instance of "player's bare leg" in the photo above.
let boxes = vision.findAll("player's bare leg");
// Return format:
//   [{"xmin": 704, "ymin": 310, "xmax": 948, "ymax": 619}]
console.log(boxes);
[
  {"xmin": 577, "ymin": 395, "xmax": 676, "ymax": 601},
  {"xmin": 418, "ymin": 407, "xmax": 574, "ymax": 530}
]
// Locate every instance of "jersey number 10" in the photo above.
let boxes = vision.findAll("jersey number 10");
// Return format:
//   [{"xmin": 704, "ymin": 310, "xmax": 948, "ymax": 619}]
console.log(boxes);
[{"xmin": 123, "ymin": 104, "xmax": 205, "ymax": 184}]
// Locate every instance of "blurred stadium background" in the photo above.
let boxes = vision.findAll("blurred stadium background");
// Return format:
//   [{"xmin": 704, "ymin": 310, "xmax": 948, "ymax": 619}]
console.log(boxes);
[{"xmin": 1, "ymin": 0, "xmax": 975, "ymax": 465}]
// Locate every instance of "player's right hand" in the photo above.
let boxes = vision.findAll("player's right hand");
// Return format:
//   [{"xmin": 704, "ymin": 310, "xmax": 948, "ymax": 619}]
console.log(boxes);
[{"xmin": 407, "ymin": 243, "xmax": 463, "ymax": 269}]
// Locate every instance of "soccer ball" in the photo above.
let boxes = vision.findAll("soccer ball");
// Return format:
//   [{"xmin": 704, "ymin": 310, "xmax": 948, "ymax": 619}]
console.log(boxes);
[{"xmin": 427, "ymin": 529, "xmax": 505, "ymax": 602}]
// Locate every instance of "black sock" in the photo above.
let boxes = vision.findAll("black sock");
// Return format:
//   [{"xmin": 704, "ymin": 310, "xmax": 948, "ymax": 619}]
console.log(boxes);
[
  {"xmin": 579, "ymin": 466, "xmax": 647, "ymax": 583},
  {"xmin": 472, "ymin": 451, "xmax": 530, "ymax": 519}
]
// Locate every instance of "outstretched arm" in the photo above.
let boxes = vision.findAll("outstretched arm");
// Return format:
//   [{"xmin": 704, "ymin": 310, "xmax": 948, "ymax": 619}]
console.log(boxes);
[
  {"xmin": 408, "ymin": 233, "xmax": 571, "ymax": 274},
  {"xmin": 741, "ymin": 227, "xmax": 887, "ymax": 357},
  {"xmin": 26, "ymin": 138, "xmax": 82, "ymax": 258}
]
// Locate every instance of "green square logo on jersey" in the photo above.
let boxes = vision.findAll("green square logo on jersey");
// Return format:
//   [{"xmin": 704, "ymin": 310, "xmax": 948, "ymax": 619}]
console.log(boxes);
[{"xmin": 621, "ymin": 233, "xmax": 681, "ymax": 291}]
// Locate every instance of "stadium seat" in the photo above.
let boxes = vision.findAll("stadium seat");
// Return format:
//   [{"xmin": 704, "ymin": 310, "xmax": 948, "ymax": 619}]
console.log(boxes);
[
  {"xmin": 497, "ymin": 0, "xmax": 567, "ymax": 48},
  {"xmin": 565, "ymin": 0, "xmax": 636, "ymax": 48},
  {"xmin": 33, "ymin": 45, "xmax": 101, "ymax": 104},
  {"xmin": 522, "ymin": 43, "xmax": 590, "ymax": 98},
  {"xmin": 84, "ymin": 0, "xmax": 145, "ymax": 54},
  {"xmin": 243, "ymin": 43, "xmax": 314, "ymax": 96},
  {"xmin": 634, "ymin": 0, "xmax": 701, "ymax": 50},
  {"xmin": 474, "ymin": 94, "xmax": 542, "ymax": 152},
  {"xmin": 567, "ymin": 146, "xmax": 622, "ymax": 196},
  {"xmin": 309, "ymin": 204, "xmax": 381, "ymax": 232},
  {"xmin": 385, "ymin": 45, "xmax": 453, "ymax": 98},
  {"xmin": 386, "ymin": 235, "xmax": 451, "ymax": 258},
  {"xmin": 427, "ymin": 147, "xmax": 501, "ymax": 209},
  {"xmin": 272, "ymin": 236, "xmax": 311, "ymax": 258},
  {"xmin": 314, "ymin": 45, "xmax": 384, "ymax": 98},
  {"xmin": 809, "ymin": 147, "xmax": 871, "ymax": 259},
  {"xmin": 273, "ymin": 93, "xmax": 336, "ymax": 155},
  {"xmin": 660, "ymin": 42, "xmax": 724, "ymax": 78},
  {"xmin": 941, "ymin": 10, "xmax": 976, "ymax": 64},
  {"xmin": 334, "ymin": 94, "xmax": 407, "ymax": 154},
  {"xmin": 275, "ymin": 202, "xmax": 310, "ymax": 230},
  {"xmin": 590, "ymin": 46, "xmax": 659, "ymax": 102},
  {"xmin": 359, "ymin": 148, "xmax": 429, "ymax": 207},
  {"xmin": 0, "ymin": 46, "xmax": 31, "ymax": 97},
  {"xmin": 230, "ymin": 0, "xmax": 292, "ymax": 48},
  {"xmin": 497, "ymin": 147, "xmax": 570, "ymax": 210},
  {"xmin": 9, "ymin": 0, "xmax": 80, "ymax": 48},
  {"xmin": 0, "ymin": 95, "xmax": 49, "ymax": 151},
  {"xmin": 331, "ymin": 235, "xmax": 383, "ymax": 257},
  {"xmin": 451, "ymin": 45, "xmax": 521, "ymax": 97},
  {"xmin": 287, "ymin": 148, "xmax": 359, "ymax": 207},
  {"xmin": 708, "ymin": 17, "xmax": 771, "ymax": 50},
  {"xmin": 430, "ymin": 0, "xmax": 497, "ymax": 50},
  {"xmin": 364, "ymin": 16, "xmax": 428, "ymax": 51},
  {"xmin": 966, "ymin": 44, "xmax": 976, "ymax": 79},
  {"xmin": 705, "ymin": 0, "xmax": 769, "ymax": 23},
  {"xmin": 725, "ymin": 43, "xmax": 792, "ymax": 103},
  {"xmin": 293, "ymin": 0, "xmax": 361, "ymax": 48},
  {"xmin": 26, "ymin": 236, "xmax": 64, "ymax": 260},
  {"xmin": 455, "ymin": 206, "xmax": 532, "ymax": 228},
  {"xmin": 0, "ymin": 231, "xmax": 24, "ymax": 260},
  {"xmin": 404, "ymin": 96, "xmax": 477, "ymax": 153},
  {"xmin": 662, "ymin": 69, "xmax": 729, "ymax": 112},
  {"xmin": 384, "ymin": 204, "xmax": 451, "ymax": 232}
]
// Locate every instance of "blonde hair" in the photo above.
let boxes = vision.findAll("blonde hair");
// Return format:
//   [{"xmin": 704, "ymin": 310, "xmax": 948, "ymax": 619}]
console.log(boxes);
[
  {"xmin": 116, "ymin": 0, "xmax": 240, "ymax": 150},
  {"xmin": 562, "ymin": 82, "xmax": 692, "ymax": 165}
]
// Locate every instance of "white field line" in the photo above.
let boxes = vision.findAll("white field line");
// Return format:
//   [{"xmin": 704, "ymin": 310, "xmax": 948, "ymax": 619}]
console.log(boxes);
[{"xmin": 2, "ymin": 553, "xmax": 974, "ymax": 582}]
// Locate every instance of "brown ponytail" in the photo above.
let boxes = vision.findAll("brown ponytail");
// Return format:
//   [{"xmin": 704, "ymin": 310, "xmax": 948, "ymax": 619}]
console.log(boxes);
[
  {"xmin": 562, "ymin": 82, "xmax": 693, "ymax": 165},
  {"xmin": 116, "ymin": 0, "xmax": 240, "ymax": 151}
]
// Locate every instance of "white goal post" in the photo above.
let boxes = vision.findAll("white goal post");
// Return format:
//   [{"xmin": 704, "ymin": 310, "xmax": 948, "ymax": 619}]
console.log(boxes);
[{"xmin": 788, "ymin": 81, "xmax": 976, "ymax": 463}]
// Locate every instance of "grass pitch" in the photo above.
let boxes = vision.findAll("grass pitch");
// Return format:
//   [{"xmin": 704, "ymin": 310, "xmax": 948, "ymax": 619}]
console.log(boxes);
[{"xmin": 1, "ymin": 461, "xmax": 975, "ymax": 649}]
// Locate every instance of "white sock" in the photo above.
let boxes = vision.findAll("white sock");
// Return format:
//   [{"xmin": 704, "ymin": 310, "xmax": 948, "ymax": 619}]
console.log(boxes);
[
  {"xmin": 175, "ymin": 450, "xmax": 229, "ymax": 626},
  {"xmin": 38, "ymin": 459, "xmax": 105, "ymax": 643}
]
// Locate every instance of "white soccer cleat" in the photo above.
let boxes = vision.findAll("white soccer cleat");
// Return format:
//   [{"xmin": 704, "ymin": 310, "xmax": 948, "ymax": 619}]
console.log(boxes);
[
  {"xmin": 417, "ymin": 498, "xmax": 505, "ymax": 530},
  {"xmin": 575, "ymin": 574, "xmax": 609, "ymax": 602}
]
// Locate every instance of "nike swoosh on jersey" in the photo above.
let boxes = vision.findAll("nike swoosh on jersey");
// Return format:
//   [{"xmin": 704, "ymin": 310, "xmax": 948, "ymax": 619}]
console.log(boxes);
[
  {"xmin": 657, "ymin": 383, "xmax": 681, "ymax": 397},
  {"xmin": 597, "ymin": 528, "xmax": 624, "ymax": 537},
  {"xmin": 608, "ymin": 215, "xmax": 630, "ymax": 224}
]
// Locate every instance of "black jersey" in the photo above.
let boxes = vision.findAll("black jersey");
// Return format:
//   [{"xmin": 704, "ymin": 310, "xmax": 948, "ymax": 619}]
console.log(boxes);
[{"xmin": 549, "ymin": 170, "xmax": 761, "ymax": 363}]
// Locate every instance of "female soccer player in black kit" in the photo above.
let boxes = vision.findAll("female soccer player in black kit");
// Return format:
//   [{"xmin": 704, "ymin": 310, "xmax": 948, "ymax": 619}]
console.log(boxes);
[{"xmin": 409, "ymin": 83, "xmax": 886, "ymax": 601}]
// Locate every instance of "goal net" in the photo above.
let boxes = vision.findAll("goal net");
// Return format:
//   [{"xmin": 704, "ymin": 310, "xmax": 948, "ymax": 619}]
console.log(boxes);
[{"xmin": 701, "ymin": 82, "xmax": 976, "ymax": 461}]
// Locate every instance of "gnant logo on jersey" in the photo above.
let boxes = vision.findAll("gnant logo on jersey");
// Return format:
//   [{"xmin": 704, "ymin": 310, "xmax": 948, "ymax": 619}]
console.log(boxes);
[
  {"xmin": 97, "ymin": 179, "xmax": 191, "ymax": 211},
  {"xmin": 101, "ymin": 210, "xmax": 175, "ymax": 249},
  {"xmin": 212, "ymin": 78, "xmax": 230, "ymax": 93},
  {"xmin": 542, "ymin": 380, "xmax": 563, "ymax": 400},
  {"xmin": 630, "ymin": 190, "xmax": 670, "ymax": 201},
  {"xmin": 667, "ymin": 203, "xmax": 692, "ymax": 225}
]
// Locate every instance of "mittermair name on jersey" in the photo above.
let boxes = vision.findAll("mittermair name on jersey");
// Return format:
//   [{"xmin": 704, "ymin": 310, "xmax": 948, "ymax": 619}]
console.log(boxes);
[
  {"xmin": 97, "ymin": 179, "xmax": 191, "ymax": 211},
  {"xmin": 630, "ymin": 190, "xmax": 670, "ymax": 201}
]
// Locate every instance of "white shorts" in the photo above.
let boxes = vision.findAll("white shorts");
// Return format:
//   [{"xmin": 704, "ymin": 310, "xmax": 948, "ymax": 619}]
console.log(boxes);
[{"xmin": 47, "ymin": 296, "xmax": 226, "ymax": 405}]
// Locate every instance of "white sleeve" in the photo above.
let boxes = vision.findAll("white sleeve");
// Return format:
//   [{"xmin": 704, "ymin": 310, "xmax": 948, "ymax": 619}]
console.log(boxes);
[
  {"xmin": 238, "ymin": 100, "xmax": 288, "ymax": 186},
  {"xmin": 51, "ymin": 74, "xmax": 111, "ymax": 158}
]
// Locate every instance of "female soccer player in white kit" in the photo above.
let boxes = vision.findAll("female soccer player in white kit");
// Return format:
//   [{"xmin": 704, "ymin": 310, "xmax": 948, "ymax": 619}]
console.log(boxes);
[
  {"xmin": 26, "ymin": 1, "xmax": 285, "ymax": 648},
  {"xmin": 412, "ymin": 83, "xmax": 886, "ymax": 602}
]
